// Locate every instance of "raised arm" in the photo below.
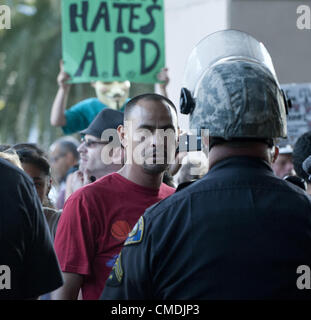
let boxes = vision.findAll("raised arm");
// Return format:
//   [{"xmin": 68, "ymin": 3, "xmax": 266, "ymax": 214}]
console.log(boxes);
[{"xmin": 50, "ymin": 60, "xmax": 72, "ymax": 127}]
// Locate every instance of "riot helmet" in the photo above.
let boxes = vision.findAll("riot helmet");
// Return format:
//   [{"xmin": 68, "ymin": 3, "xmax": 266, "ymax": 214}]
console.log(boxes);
[{"xmin": 180, "ymin": 30, "xmax": 289, "ymax": 140}]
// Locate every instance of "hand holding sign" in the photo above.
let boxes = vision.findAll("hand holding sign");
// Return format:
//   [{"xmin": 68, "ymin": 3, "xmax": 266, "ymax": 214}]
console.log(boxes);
[
  {"xmin": 157, "ymin": 67, "xmax": 169, "ymax": 86},
  {"xmin": 57, "ymin": 60, "xmax": 72, "ymax": 90}
]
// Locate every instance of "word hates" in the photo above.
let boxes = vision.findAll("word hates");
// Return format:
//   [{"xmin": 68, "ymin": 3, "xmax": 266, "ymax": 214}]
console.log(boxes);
[{"xmin": 69, "ymin": 1, "xmax": 161, "ymax": 34}]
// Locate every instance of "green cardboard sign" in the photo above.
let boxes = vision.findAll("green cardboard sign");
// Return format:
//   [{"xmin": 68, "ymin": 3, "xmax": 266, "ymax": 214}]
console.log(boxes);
[{"xmin": 61, "ymin": 0, "xmax": 165, "ymax": 84}]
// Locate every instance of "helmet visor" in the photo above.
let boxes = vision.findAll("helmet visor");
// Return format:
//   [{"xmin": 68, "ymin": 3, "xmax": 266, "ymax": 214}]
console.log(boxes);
[{"xmin": 183, "ymin": 29, "xmax": 278, "ymax": 95}]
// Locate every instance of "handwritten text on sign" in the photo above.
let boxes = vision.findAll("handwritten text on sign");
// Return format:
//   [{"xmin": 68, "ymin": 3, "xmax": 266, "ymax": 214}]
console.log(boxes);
[{"xmin": 61, "ymin": 0, "xmax": 165, "ymax": 83}]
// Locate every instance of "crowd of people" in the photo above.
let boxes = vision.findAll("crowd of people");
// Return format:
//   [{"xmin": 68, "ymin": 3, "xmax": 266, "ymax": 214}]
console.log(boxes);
[{"xmin": 1, "ymin": 29, "xmax": 311, "ymax": 300}]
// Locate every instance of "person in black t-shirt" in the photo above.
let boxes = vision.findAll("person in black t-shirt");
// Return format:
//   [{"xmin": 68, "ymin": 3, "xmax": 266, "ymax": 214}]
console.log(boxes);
[{"xmin": 0, "ymin": 158, "xmax": 63, "ymax": 299}]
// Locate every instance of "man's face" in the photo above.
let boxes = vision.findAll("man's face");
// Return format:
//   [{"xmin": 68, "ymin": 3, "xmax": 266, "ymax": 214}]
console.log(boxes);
[
  {"xmin": 272, "ymin": 153, "xmax": 294, "ymax": 178},
  {"xmin": 77, "ymin": 134, "xmax": 109, "ymax": 175},
  {"xmin": 50, "ymin": 144, "xmax": 69, "ymax": 183},
  {"xmin": 93, "ymin": 81, "xmax": 130, "ymax": 110},
  {"xmin": 122, "ymin": 99, "xmax": 179, "ymax": 175}
]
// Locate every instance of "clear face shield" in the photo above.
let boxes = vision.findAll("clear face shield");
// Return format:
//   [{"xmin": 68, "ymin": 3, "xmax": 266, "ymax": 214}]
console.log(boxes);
[
  {"xmin": 184, "ymin": 29, "xmax": 278, "ymax": 97},
  {"xmin": 180, "ymin": 29, "xmax": 285, "ymax": 114}
]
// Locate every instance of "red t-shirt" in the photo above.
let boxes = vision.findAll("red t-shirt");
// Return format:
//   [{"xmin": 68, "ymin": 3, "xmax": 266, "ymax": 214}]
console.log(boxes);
[{"xmin": 54, "ymin": 172, "xmax": 175, "ymax": 300}]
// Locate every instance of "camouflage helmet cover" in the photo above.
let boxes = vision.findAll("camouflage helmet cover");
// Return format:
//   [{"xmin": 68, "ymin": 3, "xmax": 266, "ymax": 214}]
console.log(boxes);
[{"xmin": 184, "ymin": 30, "xmax": 287, "ymax": 139}]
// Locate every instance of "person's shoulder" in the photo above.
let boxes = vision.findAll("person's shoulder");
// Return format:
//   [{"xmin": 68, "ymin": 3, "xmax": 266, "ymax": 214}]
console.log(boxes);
[
  {"xmin": 279, "ymin": 177, "xmax": 311, "ymax": 202},
  {"xmin": 69, "ymin": 98, "xmax": 105, "ymax": 111},
  {"xmin": 43, "ymin": 207, "xmax": 61, "ymax": 220},
  {"xmin": 0, "ymin": 158, "xmax": 33, "ymax": 186},
  {"xmin": 0, "ymin": 157, "xmax": 25, "ymax": 177},
  {"xmin": 160, "ymin": 183, "xmax": 176, "ymax": 193},
  {"xmin": 67, "ymin": 173, "xmax": 117, "ymax": 201},
  {"xmin": 86, "ymin": 98, "xmax": 107, "ymax": 107},
  {"xmin": 144, "ymin": 181, "xmax": 196, "ymax": 220}
]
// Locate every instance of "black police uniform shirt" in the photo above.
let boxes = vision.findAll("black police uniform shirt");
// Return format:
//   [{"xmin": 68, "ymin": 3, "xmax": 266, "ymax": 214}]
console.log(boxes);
[
  {"xmin": 101, "ymin": 156, "xmax": 311, "ymax": 299},
  {"xmin": 0, "ymin": 158, "xmax": 63, "ymax": 299}
]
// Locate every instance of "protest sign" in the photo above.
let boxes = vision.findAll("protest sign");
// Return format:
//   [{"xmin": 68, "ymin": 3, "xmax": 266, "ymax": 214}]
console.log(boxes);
[
  {"xmin": 61, "ymin": 0, "xmax": 165, "ymax": 83},
  {"xmin": 280, "ymin": 83, "xmax": 311, "ymax": 146}
]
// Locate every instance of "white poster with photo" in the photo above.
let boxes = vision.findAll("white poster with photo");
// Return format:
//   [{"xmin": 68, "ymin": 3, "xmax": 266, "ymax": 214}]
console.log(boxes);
[{"xmin": 280, "ymin": 83, "xmax": 311, "ymax": 147}]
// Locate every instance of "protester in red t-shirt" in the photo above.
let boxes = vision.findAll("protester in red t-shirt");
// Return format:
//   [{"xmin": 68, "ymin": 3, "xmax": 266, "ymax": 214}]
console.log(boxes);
[{"xmin": 53, "ymin": 93, "xmax": 179, "ymax": 300}]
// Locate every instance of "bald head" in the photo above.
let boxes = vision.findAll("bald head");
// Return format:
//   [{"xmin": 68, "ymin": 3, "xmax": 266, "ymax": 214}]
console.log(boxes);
[
  {"xmin": 118, "ymin": 93, "xmax": 179, "ymax": 176},
  {"xmin": 124, "ymin": 93, "xmax": 177, "ymax": 121}
]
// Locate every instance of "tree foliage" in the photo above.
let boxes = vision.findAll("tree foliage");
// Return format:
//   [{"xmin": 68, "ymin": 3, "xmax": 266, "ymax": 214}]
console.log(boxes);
[
  {"xmin": 0, "ymin": 0, "xmax": 153, "ymax": 149},
  {"xmin": 0, "ymin": 0, "xmax": 93, "ymax": 148}
]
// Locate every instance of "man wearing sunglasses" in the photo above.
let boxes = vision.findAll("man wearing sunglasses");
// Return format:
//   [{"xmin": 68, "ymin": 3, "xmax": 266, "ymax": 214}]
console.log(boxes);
[{"xmin": 65, "ymin": 109, "xmax": 124, "ymax": 199}]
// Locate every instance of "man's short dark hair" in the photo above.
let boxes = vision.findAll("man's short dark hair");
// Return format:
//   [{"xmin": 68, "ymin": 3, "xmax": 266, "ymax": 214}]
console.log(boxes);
[
  {"xmin": 13, "ymin": 143, "xmax": 47, "ymax": 157},
  {"xmin": 15, "ymin": 147, "xmax": 50, "ymax": 176},
  {"xmin": 124, "ymin": 93, "xmax": 177, "ymax": 120},
  {"xmin": 293, "ymin": 131, "xmax": 311, "ymax": 181}
]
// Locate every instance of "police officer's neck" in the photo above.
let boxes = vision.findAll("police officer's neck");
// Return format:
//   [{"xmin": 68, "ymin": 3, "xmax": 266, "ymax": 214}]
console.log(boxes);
[{"xmin": 208, "ymin": 143, "xmax": 272, "ymax": 170}]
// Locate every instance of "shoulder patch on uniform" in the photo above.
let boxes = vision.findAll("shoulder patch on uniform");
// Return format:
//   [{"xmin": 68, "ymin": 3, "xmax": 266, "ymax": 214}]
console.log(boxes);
[
  {"xmin": 106, "ymin": 253, "xmax": 123, "ymax": 287},
  {"xmin": 124, "ymin": 216, "xmax": 144, "ymax": 246}
]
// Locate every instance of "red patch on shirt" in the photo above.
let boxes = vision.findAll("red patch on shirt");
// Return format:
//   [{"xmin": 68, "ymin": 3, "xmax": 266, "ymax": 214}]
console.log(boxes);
[{"xmin": 111, "ymin": 220, "xmax": 132, "ymax": 241}]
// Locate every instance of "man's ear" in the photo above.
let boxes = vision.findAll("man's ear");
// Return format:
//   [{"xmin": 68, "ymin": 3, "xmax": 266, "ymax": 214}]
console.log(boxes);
[
  {"xmin": 117, "ymin": 124, "xmax": 126, "ymax": 148},
  {"xmin": 111, "ymin": 146, "xmax": 124, "ymax": 165},
  {"xmin": 201, "ymin": 130, "xmax": 210, "ymax": 157},
  {"xmin": 272, "ymin": 146, "xmax": 279, "ymax": 163}
]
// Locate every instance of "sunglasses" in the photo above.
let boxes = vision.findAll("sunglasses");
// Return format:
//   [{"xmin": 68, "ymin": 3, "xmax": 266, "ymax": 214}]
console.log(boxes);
[{"xmin": 80, "ymin": 137, "xmax": 109, "ymax": 148}]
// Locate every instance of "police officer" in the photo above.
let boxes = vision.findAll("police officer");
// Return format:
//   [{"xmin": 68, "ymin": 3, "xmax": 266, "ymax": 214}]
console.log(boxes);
[{"xmin": 101, "ymin": 30, "xmax": 311, "ymax": 299}]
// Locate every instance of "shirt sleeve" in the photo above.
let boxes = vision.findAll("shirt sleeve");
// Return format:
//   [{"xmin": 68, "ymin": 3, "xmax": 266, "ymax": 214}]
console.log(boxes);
[
  {"xmin": 62, "ymin": 100, "xmax": 90, "ymax": 135},
  {"xmin": 54, "ymin": 192, "xmax": 97, "ymax": 276},
  {"xmin": 21, "ymin": 176, "xmax": 64, "ymax": 298}
]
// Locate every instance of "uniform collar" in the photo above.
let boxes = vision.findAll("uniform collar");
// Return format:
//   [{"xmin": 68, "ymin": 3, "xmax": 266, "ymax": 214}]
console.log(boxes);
[{"xmin": 208, "ymin": 156, "xmax": 273, "ymax": 174}]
